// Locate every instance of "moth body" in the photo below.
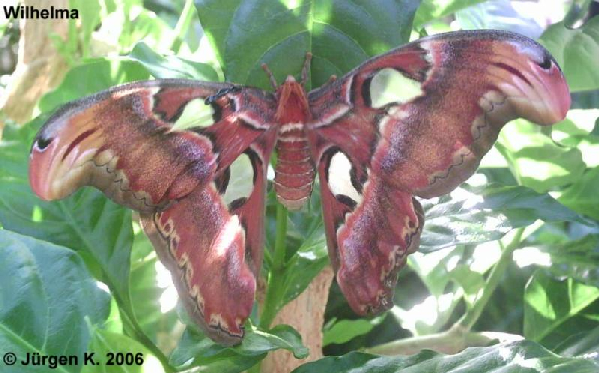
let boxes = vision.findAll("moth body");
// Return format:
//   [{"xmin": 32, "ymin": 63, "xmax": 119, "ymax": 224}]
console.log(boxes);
[{"xmin": 273, "ymin": 76, "xmax": 315, "ymax": 210}]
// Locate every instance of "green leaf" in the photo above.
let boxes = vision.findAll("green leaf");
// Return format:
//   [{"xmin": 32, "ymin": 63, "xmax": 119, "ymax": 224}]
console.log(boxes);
[
  {"xmin": 551, "ymin": 110, "xmax": 599, "ymax": 151},
  {"xmin": 0, "ymin": 122, "xmax": 134, "ymax": 314},
  {"xmin": 39, "ymin": 58, "xmax": 151, "ymax": 112},
  {"xmin": 572, "ymin": 90, "xmax": 599, "ymax": 110},
  {"xmin": 397, "ymin": 249, "xmax": 466, "ymax": 335},
  {"xmin": 497, "ymin": 120, "xmax": 586, "ymax": 194},
  {"xmin": 524, "ymin": 270, "xmax": 599, "ymax": 342},
  {"xmin": 103, "ymin": 4, "xmax": 174, "ymax": 51},
  {"xmin": 70, "ymin": 0, "xmax": 102, "ymax": 57},
  {"xmin": 542, "ymin": 234, "xmax": 599, "ymax": 289},
  {"xmin": 540, "ymin": 17, "xmax": 599, "ymax": 92},
  {"xmin": 408, "ymin": 244, "xmax": 467, "ymax": 295},
  {"xmin": 553, "ymin": 324, "xmax": 599, "ymax": 359},
  {"xmin": 323, "ymin": 315, "xmax": 386, "ymax": 346},
  {"xmin": 0, "ymin": 230, "xmax": 110, "ymax": 373},
  {"xmin": 414, "ymin": 0, "xmax": 487, "ymax": 28},
  {"xmin": 127, "ymin": 42, "xmax": 219, "ymax": 80},
  {"xmin": 522, "ymin": 235, "xmax": 599, "ymax": 351},
  {"xmin": 536, "ymin": 305, "xmax": 599, "ymax": 360},
  {"xmin": 420, "ymin": 184, "xmax": 588, "ymax": 252},
  {"xmin": 196, "ymin": 0, "xmax": 420, "ymax": 88},
  {"xmin": 558, "ymin": 168, "xmax": 599, "ymax": 221},
  {"xmin": 293, "ymin": 341, "xmax": 599, "ymax": 372},
  {"xmin": 278, "ymin": 227, "xmax": 328, "ymax": 309},
  {"xmin": 127, "ymin": 228, "xmax": 177, "ymax": 342},
  {"xmin": 83, "ymin": 329, "xmax": 163, "ymax": 373},
  {"xmin": 129, "ymin": 250, "xmax": 177, "ymax": 341},
  {"xmin": 449, "ymin": 264, "xmax": 486, "ymax": 301},
  {"xmin": 170, "ymin": 323, "xmax": 307, "ymax": 371},
  {"xmin": 293, "ymin": 352, "xmax": 375, "ymax": 372}
]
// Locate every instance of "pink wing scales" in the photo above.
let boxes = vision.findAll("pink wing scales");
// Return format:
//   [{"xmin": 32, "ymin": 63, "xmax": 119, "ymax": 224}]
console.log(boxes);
[
  {"xmin": 316, "ymin": 147, "xmax": 423, "ymax": 314},
  {"xmin": 141, "ymin": 129, "xmax": 277, "ymax": 346},
  {"xmin": 308, "ymin": 30, "xmax": 570, "ymax": 315},
  {"xmin": 30, "ymin": 80, "xmax": 276, "ymax": 211},
  {"xmin": 29, "ymin": 79, "xmax": 279, "ymax": 345},
  {"xmin": 141, "ymin": 185, "xmax": 253, "ymax": 344},
  {"xmin": 139, "ymin": 133, "xmax": 275, "ymax": 345}
]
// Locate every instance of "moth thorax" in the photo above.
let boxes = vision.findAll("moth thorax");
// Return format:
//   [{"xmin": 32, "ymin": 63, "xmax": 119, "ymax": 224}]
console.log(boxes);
[{"xmin": 274, "ymin": 123, "xmax": 315, "ymax": 210}]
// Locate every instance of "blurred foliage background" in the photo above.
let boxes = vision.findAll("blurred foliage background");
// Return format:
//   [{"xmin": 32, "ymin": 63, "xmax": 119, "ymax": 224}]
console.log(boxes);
[{"xmin": 1, "ymin": 0, "xmax": 599, "ymax": 372}]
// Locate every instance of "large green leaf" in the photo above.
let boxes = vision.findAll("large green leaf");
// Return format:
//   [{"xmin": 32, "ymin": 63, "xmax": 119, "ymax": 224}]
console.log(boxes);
[
  {"xmin": 420, "ymin": 184, "xmax": 588, "ymax": 252},
  {"xmin": 128, "ymin": 249, "xmax": 178, "ymax": 342},
  {"xmin": 558, "ymin": 168, "xmax": 599, "ymax": 221},
  {"xmin": 170, "ymin": 323, "xmax": 307, "ymax": 371},
  {"xmin": 128, "ymin": 222, "xmax": 178, "ymax": 343},
  {"xmin": 294, "ymin": 341, "xmax": 599, "ymax": 372},
  {"xmin": 553, "ymin": 324, "xmax": 599, "ymax": 361},
  {"xmin": 534, "ymin": 302, "xmax": 599, "ymax": 360},
  {"xmin": 127, "ymin": 42, "xmax": 219, "ymax": 80},
  {"xmin": 323, "ymin": 315, "xmax": 386, "ymax": 346},
  {"xmin": 497, "ymin": 120, "xmax": 586, "ymax": 194},
  {"xmin": 524, "ymin": 270, "xmax": 599, "ymax": 342},
  {"xmin": 0, "ymin": 230, "xmax": 110, "ymax": 373},
  {"xmin": 277, "ymin": 226, "xmax": 328, "ymax": 310},
  {"xmin": 196, "ymin": 0, "xmax": 421, "ymax": 88},
  {"xmin": 0, "ymin": 122, "xmax": 134, "ymax": 314},
  {"xmin": 540, "ymin": 17, "xmax": 599, "ymax": 92},
  {"xmin": 39, "ymin": 59, "xmax": 150, "ymax": 113},
  {"xmin": 538, "ymin": 234, "xmax": 599, "ymax": 293},
  {"xmin": 394, "ymin": 249, "xmax": 468, "ymax": 335},
  {"xmin": 522, "ymin": 235, "xmax": 599, "ymax": 351}
]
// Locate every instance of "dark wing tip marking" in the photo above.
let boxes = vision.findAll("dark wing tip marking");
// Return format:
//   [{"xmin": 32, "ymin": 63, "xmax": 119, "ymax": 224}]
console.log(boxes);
[
  {"xmin": 34, "ymin": 135, "xmax": 52, "ymax": 151},
  {"xmin": 538, "ymin": 52, "xmax": 560, "ymax": 72}
]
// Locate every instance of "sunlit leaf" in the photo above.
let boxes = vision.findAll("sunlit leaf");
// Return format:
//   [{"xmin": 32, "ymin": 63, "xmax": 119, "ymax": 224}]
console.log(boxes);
[
  {"xmin": 559, "ymin": 168, "xmax": 599, "ymax": 221},
  {"xmin": 541, "ymin": 234, "xmax": 599, "ymax": 288},
  {"xmin": 497, "ymin": 119, "xmax": 586, "ymax": 193},
  {"xmin": 39, "ymin": 59, "xmax": 150, "ymax": 112},
  {"xmin": 196, "ymin": 0, "xmax": 420, "ymax": 88},
  {"xmin": 127, "ymin": 42, "xmax": 219, "ymax": 80},
  {"xmin": 420, "ymin": 184, "xmax": 588, "ymax": 252},
  {"xmin": 524, "ymin": 270, "xmax": 599, "ymax": 342}
]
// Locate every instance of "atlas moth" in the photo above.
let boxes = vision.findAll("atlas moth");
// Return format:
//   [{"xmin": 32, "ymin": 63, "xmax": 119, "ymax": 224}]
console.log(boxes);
[{"xmin": 29, "ymin": 30, "xmax": 570, "ymax": 345}]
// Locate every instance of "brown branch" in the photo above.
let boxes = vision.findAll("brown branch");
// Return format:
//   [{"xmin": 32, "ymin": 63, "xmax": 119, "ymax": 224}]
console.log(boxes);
[{"xmin": 261, "ymin": 266, "xmax": 334, "ymax": 373}]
